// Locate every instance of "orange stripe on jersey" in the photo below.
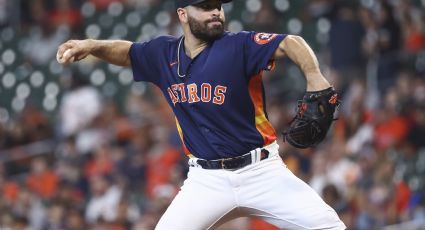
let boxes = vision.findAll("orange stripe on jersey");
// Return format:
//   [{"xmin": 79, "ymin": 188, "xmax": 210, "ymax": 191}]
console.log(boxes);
[
  {"xmin": 175, "ymin": 117, "xmax": 192, "ymax": 156},
  {"xmin": 248, "ymin": 72, "xmax": 277, "ymax": 145}
]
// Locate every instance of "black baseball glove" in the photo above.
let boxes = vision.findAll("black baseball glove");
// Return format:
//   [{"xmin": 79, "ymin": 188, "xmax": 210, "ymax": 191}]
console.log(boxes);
[{"xmin": 283, "ymin": 87, "xmax": 340, "ymax": 149}]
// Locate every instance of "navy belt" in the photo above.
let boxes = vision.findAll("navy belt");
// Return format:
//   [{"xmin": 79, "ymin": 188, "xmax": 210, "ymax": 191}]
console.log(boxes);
[{"xmin": 196, "ymin": 149, "xmax": 270, "ymax": 170}]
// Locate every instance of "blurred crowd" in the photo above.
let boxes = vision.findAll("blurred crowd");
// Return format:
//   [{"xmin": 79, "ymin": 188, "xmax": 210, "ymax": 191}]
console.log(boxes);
[{"xmin": 0, "ymin": 0, "xmax": 425, "ymax": 229}]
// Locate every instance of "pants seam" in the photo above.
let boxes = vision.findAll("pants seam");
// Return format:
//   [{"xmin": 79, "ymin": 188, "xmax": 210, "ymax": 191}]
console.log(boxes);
[
  {"xmin": 206, "ymin": 206, "xmax": 238, "ymax": 230},
  {"xmin": 240, "ymin": 205, "xmax": 312, "ymax": 229}
]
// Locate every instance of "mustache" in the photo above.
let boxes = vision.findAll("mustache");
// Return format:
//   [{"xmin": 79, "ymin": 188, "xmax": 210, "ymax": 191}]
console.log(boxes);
[{"xmin": 206, "ymin": 18, "xmax": 224, "ymax": 24}]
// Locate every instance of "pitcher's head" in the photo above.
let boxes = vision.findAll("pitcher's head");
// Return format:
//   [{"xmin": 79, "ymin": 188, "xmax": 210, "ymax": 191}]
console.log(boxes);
[{"xmin": 176, "ymin": 0, "xmax": 232, "ymax": 42}]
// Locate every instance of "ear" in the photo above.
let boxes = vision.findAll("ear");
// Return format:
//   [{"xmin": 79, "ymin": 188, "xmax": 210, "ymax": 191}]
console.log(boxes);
[{"xmin": 177, "ymin": 8, "xmax": 188, "ymax": 23}]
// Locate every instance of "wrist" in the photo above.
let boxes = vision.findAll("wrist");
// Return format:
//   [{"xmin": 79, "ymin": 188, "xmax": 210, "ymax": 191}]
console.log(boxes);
[
  {"xmin": 307, "ymin": 82, "xmax": 331, "ymax": 91},
  {"xmin": 305, "ymin": 73, "xmax": 331, "ymax": 91},
  {"xmin": 86, "ymin": 39, "xmax": 99, "ymax": 54}
]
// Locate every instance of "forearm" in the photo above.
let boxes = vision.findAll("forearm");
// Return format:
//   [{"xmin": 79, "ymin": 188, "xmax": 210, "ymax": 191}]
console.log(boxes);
[
  {"xmin": 57, "ymin": 39, "xmax": 132, "ymax": 67},
  {"xmin": 277, "ymin": 35, "xmax": 331, "ymax": 91},
  {"xmin": 90, "ymin": 39, "xmax": 132, "ymax": 66}
]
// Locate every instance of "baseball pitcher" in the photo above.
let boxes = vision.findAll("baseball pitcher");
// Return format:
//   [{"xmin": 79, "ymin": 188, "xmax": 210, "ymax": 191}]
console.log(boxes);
[{"xmin": 56, "ymin": 0, "xmax": 346, "ymax": 229}]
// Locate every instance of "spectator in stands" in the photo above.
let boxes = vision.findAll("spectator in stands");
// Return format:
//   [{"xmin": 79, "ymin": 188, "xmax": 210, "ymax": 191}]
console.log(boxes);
[
  {"xmin": 59, "ymin": 72, "xmax": 102, "ymax": 137},
  {"xmin": 328, "ymin": 3, "xmax": 365, "ymax": 93},
  {"xmin": 26, "ymin": 157, "xmax": 59, "ymax": 199},
  {"xmin": 407, "ymin": 103, "xmax": 425, "ymax": 150},
  {"xmin": 85, "ymin": 174, "xmax": 123, "ymax": 224},
  {"xmin": 373, "ymin": 88, "xmax": 409, "ymax": 152},
  {"xmin": 21, "ymin": 0, "xmax": 70, "ymax": 66},
  {"xmin": 84, "ymin": 145, "xmax": 115, "ymax": 179},
  {"xmin": 398, "ymin": 0, "xmax": 425, "ymax": 54},
  {"xmin": 49, "ymin": 0, "xmax": 82, "ymax": 30},
  {"xmin": 11, "ymin": 187, "xmax": 46, "ymax": 229},
  {"xmin": 43, "ymin": 200, "xmax": 67, "ymax": 229},
  {"xmin": 376, "ymin": 1, "xmax": 402, "ymax": 94},
  {"xmin": 65, "ymin": 208, "xmax": 86, "ymax": 230}
]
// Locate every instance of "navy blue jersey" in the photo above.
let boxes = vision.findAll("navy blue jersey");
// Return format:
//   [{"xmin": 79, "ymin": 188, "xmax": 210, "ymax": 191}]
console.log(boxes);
[{"xmin": 129, "ymin": 31, "xmax": 286, "ymax": 160}]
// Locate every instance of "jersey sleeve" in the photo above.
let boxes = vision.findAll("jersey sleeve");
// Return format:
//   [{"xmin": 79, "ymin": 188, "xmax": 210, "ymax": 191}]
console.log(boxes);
[
  {"xmin": 242, "ymin": 31, "xmax": 286, "ymax": 76},
  {"xmin": 129, "ymin": 40, "xmax": 160, "ymax": 84}
]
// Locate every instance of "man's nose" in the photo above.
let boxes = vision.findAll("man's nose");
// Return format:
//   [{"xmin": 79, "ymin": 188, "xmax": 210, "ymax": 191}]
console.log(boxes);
[{"xmin": 211, "ymin": 7, "xmax": 221, "ymax": 15}]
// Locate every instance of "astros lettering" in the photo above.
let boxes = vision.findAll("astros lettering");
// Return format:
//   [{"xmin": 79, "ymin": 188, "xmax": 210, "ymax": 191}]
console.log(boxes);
[{"xmin": 167, "ymin": 83, "xmax": 227, "ymax": 106}]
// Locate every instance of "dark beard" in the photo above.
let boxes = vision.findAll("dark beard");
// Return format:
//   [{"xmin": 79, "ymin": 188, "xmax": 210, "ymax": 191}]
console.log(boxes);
[{"xmin": 188, "ymin": 15, "xmax": 224, "ymax": 43}]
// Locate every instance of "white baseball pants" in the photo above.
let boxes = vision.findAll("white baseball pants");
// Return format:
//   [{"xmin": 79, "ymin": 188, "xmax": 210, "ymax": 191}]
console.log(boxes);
[{"xmin": 156, "ymin": 142, "xmax": 346, "ymax": 230}]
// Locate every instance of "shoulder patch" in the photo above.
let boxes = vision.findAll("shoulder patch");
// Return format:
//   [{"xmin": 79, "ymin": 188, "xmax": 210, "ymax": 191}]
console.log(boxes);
[{"xmin": 254, "ymin": 33, "xmax": 278, "ymax": 45}]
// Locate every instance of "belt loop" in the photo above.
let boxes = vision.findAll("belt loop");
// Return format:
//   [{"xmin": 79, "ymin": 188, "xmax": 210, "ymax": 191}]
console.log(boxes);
[
  {"xmin": 255, "ymin": 148, "xmax": 262, "ymax": 162},
  {"xmin": 251, "ymin": 149, "xmax": 257, "ymax": 163},
  {"xmin": 188, "ymin": 158, "xmax": 199, "ymax": 167}
]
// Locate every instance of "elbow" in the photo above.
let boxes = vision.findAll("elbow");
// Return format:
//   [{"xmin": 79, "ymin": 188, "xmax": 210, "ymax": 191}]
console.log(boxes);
[
  {"xmin": 286, "ymin": 35, "xmax": 306, "ymax": 44},
  {"xmin": 280, "ymin": 35, "xmax": 308, "ymax": 52},
  {"xmin": 124, "ymin": 55, "xmax": 132, "ymax": 67}
]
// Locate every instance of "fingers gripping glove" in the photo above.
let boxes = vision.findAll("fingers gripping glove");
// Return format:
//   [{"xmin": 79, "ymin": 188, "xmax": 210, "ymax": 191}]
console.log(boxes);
[{"xmin": 283, "ymin": 87, "xmax": 340, "ymax": 149}]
